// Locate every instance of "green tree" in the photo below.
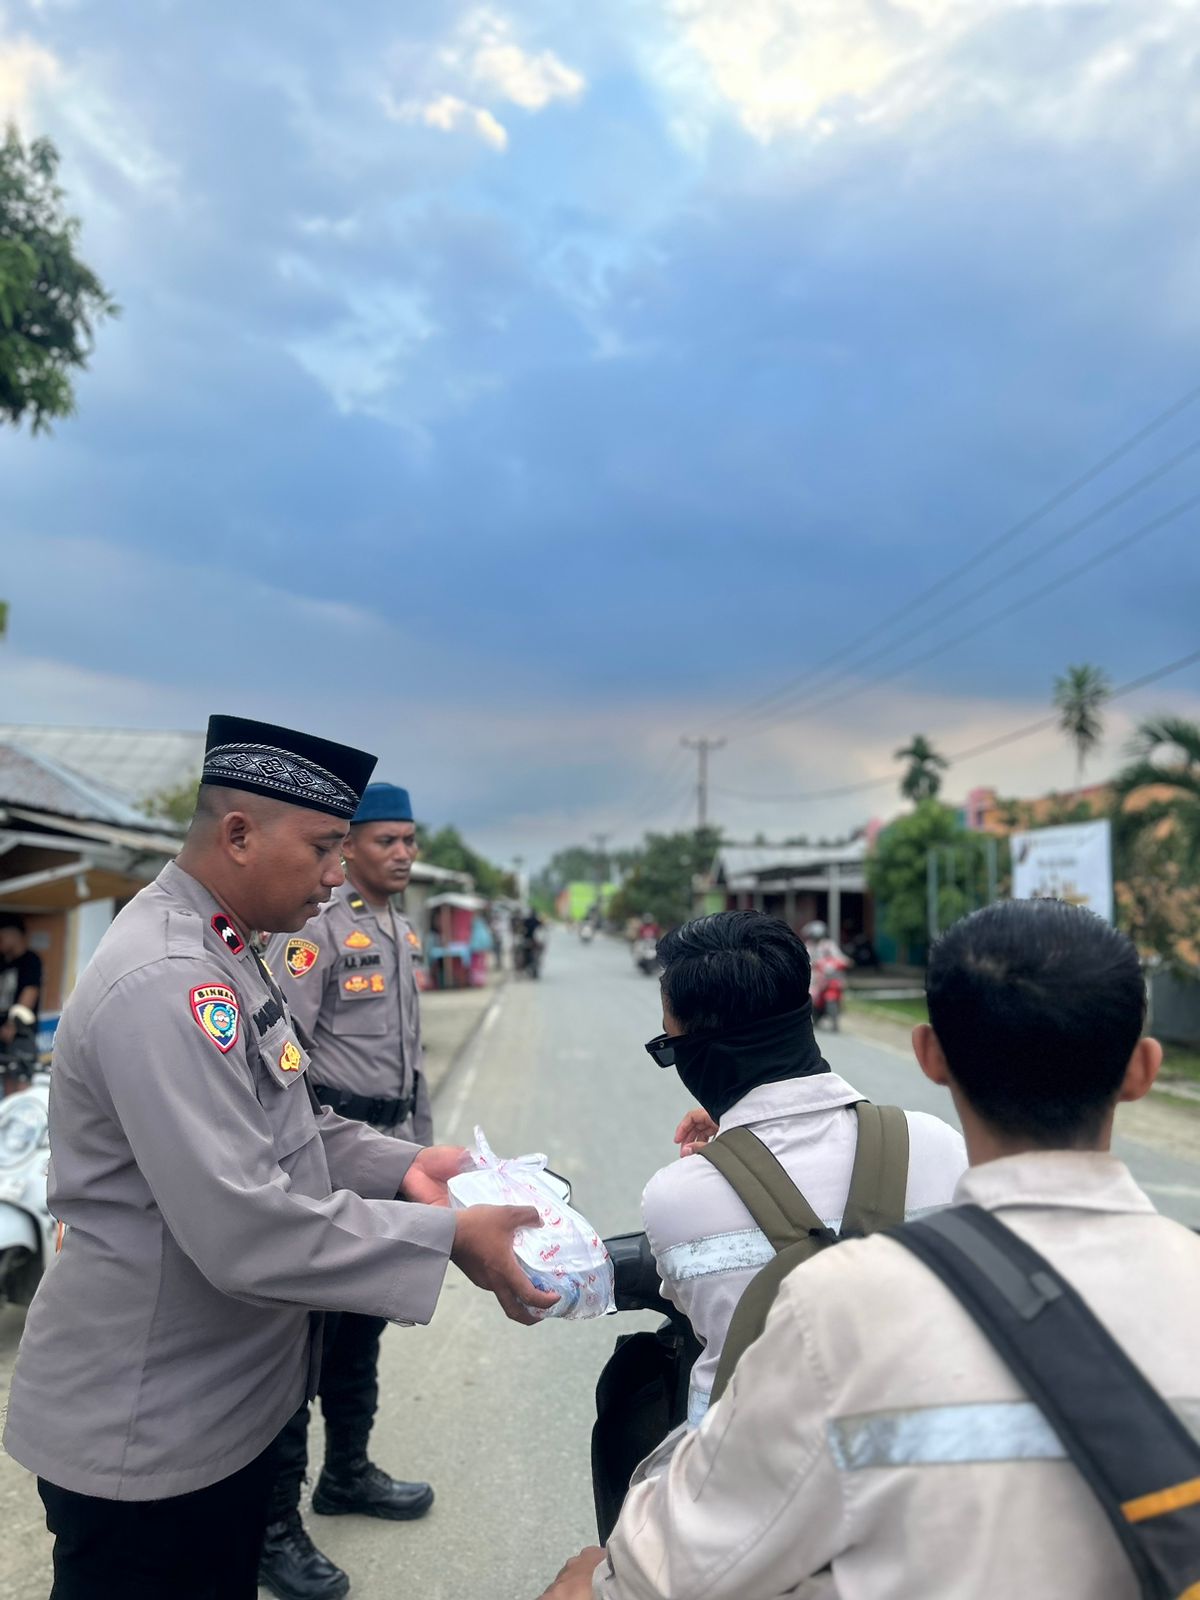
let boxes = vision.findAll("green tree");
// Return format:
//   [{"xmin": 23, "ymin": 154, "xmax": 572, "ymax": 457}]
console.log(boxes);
[
  {"xmin": 418, "ymin": 824, "xmax": 513, "ymax": 899},
  {"xmin": 1053, "ymin": 663, "xmax": 1111, "ymax": 788},
  {"xmin": 895, "ymin": 734, "xmax": 948, "ymax": 804},
  {"xmin": 142, "ymin": 774, "xmax": 200, "ymax": 831},
  {"xmin": 1, "ymin": 124, "xmax": 117, "ymax": 432},
  {"xmin": 1110, "ymin": 716, "xmax": 1200, "ymax": 971},
  {"xmin": 608, "ymin": 826, "xmax": 722, "ymax": 930},
  {"xmin": 867, "ymin": 801, "xmax": 990, "ymax": 960}
]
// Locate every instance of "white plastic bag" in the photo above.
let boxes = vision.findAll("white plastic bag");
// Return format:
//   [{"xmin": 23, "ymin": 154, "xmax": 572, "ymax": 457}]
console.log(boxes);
[{"xmin": 447, "ymin": 1127, "xmax": 614, "ymax": 1320}]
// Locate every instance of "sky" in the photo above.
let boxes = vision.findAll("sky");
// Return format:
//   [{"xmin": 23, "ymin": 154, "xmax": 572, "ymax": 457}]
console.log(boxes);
[{"xmin": 1, "ymin": 0, "xmax": 1199, "ymax": 866}]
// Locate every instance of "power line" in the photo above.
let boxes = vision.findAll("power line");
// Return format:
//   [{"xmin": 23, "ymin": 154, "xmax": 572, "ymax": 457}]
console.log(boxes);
[
  {"xmin": 714, "ymin": 381, "xmax": 1200, "ymax": 737},
  {"xmin": 711, "ymin": 644, "xmax": 1200, "ymax": 804},
  {"xmin": 724, "ymin": 433, "xmax": 1200, "ymax": 742},
  {"xmin": 736, "ymin": 489, "xmax": 1200, "ymax": 743}
]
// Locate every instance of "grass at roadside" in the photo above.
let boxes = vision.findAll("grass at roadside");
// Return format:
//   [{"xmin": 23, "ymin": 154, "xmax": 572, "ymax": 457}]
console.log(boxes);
[
  {"xmin": 849, "ymin": 995, "xmax": 1200, "ymax": 1088},
  {"xmin": 849, "ymin": 993, "xmax": 927, "ymax": 1026}
]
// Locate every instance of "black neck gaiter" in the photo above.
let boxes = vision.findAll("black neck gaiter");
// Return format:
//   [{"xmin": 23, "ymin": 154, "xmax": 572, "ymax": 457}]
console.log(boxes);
[{"xmin": 672, "ymin": 1004, "xmax": 829, "ymax": 1124}]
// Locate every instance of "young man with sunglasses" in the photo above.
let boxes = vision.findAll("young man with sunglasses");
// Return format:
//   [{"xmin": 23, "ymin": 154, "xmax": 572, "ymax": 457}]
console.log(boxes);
[
  {"xmin": 638, "ymin": 909, "xmax": 966, "ymax": 1430},
  {"xmin": 546, "ymin": 900, "xmax": 1200, "ymax": 1600}
]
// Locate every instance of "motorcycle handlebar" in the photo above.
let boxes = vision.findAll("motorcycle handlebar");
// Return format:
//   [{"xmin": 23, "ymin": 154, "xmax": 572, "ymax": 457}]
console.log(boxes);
[{"xmin": 604, "ymin": 1231, "xmax": 678, "ymax": 1317}]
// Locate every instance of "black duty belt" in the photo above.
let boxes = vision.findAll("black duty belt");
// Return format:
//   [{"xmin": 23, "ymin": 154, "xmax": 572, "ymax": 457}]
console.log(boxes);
[{"xmin": 313, "ymin": 1083, "xmax": 416, "ymax": 1128}]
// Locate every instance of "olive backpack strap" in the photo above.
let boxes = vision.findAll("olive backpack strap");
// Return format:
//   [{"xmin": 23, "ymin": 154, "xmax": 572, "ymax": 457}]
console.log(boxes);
[
  {"xmin": 707, "ymin": 1106, "xmax": 912, "ymax": 1408},
  {"xmin": 841, "ymin": 1103, "xmax": 910, "ymax": 1235},
  {"xmin": 892, "ymin": 1205, "xmax": 1200, "ymax": 1600},
  {"xmin": 697, "ymin": 1126, "xmax": 834, "ymax": 1252}
]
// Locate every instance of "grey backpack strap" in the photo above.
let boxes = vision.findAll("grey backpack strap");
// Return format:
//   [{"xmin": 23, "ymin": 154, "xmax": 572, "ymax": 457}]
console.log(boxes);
[
  {"xmin": 697, "ymin": 1126, "xmax": 834, "ymax": 1253},
  {"xmin": 842, "ymin": 1104, "xmax": 910, "ymax": 1235}
]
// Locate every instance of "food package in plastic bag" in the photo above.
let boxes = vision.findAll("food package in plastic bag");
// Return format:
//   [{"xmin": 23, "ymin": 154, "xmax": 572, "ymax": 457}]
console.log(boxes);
[{"xmin": 447, "ymin": 1127, "xmax": 615, "ymax": 1321}]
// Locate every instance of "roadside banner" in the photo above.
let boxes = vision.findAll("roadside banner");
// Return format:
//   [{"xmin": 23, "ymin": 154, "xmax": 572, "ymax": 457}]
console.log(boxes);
[{"xmin": 1010, "ymin": 820, "xmax": 1113, "ymax": 923}]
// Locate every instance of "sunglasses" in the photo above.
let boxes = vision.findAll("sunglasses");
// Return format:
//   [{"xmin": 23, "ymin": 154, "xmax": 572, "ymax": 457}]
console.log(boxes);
[{"xmin": 644, "ymin": 1031, "xmax": 678, "ymax": 1069}]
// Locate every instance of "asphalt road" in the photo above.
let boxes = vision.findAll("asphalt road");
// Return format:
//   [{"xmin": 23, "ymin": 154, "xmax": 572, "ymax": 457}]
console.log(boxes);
[{"xmin": 3, "ymin": 930, "xmax": 1199, "ymax": 1599}]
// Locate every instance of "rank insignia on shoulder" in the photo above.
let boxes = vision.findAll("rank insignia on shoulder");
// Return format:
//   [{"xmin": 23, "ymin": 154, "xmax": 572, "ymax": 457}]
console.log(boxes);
[
  {"xmin": 285, "ymin": 938, "xmax": 319, "ymax": 978},
  {"xmin": 348, "ymin": 895, "xmax": 365, "ymax": 911},
  {"xmin": 343, "ymin": 975, "xmax": 370, "ymax": 995},
  {"xmin": 279, "ymin": 1039, "xmax": 303, "ymax": 1073},
  {"xmin": 211, "ymin": 915, "xmax": 245, "ymax": 956},
  {"xmin": 190, "ymin": 984, "xmax": 240, "ymax": 1053},
  {"xmin": 344, "ymin": 929, "xmax": 373, "ymax": 949}
]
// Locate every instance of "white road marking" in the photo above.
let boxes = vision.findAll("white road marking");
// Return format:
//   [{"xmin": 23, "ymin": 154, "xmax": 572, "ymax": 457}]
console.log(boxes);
[{"xmin": 442, "ymin": 997, "xmax": 503, "ymax": 1140}]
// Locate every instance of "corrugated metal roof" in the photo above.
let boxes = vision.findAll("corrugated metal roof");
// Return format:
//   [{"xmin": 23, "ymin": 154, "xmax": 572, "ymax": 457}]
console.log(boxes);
[
  {"xmin": 0, "ymin": 725, "xmax": 203, "ymax": 806},
  {"xmin": 715, "ymin": 841, "xmax": 867, "ymax": 878},
  {"xmin": 0, "ymin": 743, "xmax": 163, "ymax": 827}
]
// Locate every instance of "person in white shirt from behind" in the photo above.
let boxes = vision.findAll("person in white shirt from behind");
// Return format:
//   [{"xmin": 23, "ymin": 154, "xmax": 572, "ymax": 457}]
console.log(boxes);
[
  {"xmin": 637, "ymin": 909, "xmax": 967, "ymax": 1430},
  {"xmin": 542, "ymin": 900, "xmax": 1199, "ymax": 1600}
]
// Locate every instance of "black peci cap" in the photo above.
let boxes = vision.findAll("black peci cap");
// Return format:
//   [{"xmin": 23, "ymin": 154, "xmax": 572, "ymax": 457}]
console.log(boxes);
[{"xmin": 201, "ymin": 715, "xmax": 377, "ymax": 820}]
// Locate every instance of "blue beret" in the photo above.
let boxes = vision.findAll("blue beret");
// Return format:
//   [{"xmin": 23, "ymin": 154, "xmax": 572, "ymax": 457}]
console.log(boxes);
[{"xmin": 353, "ymin": 783, "xmax": 414, "ymax": 824}]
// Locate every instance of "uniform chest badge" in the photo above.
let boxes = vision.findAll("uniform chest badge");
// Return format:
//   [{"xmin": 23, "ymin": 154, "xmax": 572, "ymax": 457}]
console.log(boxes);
[
  {"xmin": 344, "ymin": 929, "xmax": 373, "ymax": 949},
  {"xmin": 285, "ymin": 938, "xmax": 319, "ymax": 978},
  {"xmin": 190, "ymin": 984, "xmax": 240, "ymax": 1053},
  {"xmin": 211, "ymin": 914, "xmax": 245, "ymax": 956},
  {"xmin": 370, "ymin": 973, "xmax": 386, "ymax": 993},
  {"xmin": 405, "ymin": 930, "xmax": 422, "ymax": 950},
  {"xmin": 343, "ymin": 975, "xmax": 370, "ymax": 995},
  {"xmin": 279, "ymin": 1039, "xmax": 303, "ymax": 1073}
]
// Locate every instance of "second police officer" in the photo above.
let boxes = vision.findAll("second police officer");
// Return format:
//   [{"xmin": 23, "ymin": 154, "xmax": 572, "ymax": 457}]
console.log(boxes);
[{"xmin": 260, "ymin": 782, "xmax": 436, "ymax": 1600}]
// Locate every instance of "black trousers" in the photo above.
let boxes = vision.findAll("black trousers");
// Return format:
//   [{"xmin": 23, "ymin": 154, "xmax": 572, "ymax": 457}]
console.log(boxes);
[
  {"xmin": 267, "ymin": 1310, "xmax": 388, "ymax": 1519},
  {"xmin": 38, "ymin": 1438, "xmax": 276, "ymax": 1600}
]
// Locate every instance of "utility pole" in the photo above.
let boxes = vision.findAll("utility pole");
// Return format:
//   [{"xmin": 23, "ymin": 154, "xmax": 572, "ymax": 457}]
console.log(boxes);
[
  {"xmin": 681, "ymin": 736, "xmax": 726, "ymax": 833},
  {"xmin": 591, "ymin": 832, "xmax": 610, "ymax": 921}
]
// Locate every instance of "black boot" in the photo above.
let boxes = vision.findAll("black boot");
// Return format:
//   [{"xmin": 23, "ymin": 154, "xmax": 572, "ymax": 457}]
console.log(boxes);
[
  {"xmin": 312, "ymin": 1456, "xmax": 435, "ymax": 1522},
  {"xmin": 257, "ymin": 1510, "xmax": 350, "ymax": 1600}
]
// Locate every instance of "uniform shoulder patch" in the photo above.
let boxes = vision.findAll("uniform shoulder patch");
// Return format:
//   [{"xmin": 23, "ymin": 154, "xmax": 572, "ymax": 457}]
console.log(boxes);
[
  {"xmin": 190, "ymin": 984, "xmax": 240, "ymax": 1053},
  {"xmin": 285, "ymin": 938, "xmax": 320, "ymax": 978},
  {"xmin": 344, "ymin": 929, "xmax": 373, "ymax": 949},
  {"xmin": 279, "ymin": 1039, "xmax": 303, "ymax": 1073},
  {"xmin": 211, "ymin": 914, "xmax": 245, "ymax": 956}
]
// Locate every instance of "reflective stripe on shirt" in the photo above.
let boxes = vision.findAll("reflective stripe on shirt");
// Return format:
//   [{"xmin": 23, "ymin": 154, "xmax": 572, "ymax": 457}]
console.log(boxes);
[{"xmin": 827, "ymin": 1397, "xmax": 1200, "ymax": 1471}]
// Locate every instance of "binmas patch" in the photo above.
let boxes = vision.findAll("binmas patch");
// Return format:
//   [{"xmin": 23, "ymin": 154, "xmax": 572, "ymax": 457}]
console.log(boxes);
[
  {"xmin": 279, "ymin": 1039, "xmax": 303, "ymax": 1073},
  {"xmin": 285, "ymin": 938, "xmax": 319, "ymax": 978},
  {"xmin": 344, "ymin": 929, "xmax": 373, "ymax": 950},
  {"xmin": 190, "ymin": 985, "xmax": 240, "ymax": 1054}
]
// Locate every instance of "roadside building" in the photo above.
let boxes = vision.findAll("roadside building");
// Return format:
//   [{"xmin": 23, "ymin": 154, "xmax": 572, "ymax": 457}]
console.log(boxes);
[{"xmin": 701, "ymin": 841, "xmax": 872, "ymax": 947}]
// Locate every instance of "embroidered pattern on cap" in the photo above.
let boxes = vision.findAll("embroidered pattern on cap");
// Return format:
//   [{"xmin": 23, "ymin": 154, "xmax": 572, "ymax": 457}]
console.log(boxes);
[{"xmin": 203, "ymin": 742, "xmax": 358, "ymax": 815}]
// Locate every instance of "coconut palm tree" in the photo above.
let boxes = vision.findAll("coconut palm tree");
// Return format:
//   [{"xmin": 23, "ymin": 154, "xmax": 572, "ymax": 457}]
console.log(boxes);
[
  {"xmin": 1053, "ymin": 663, "xmax": 1111, "ymax": 789},
  {"xmin": 1111, "ymin": 715, "xmax": 1200, "ymax": 875},
  {"xmin": 895, "ymin": 735, "xmax": 948, "ymax": 804}
]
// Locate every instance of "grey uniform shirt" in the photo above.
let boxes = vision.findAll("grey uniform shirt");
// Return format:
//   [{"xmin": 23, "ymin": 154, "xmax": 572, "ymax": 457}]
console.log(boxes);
[
  {"xmin": 265, "ymin": 882, "xmax": 432, "ymax": 1143},
  {"xmin": 3, "ymin": 861, "xmax": 455, "ymax": 1503}
]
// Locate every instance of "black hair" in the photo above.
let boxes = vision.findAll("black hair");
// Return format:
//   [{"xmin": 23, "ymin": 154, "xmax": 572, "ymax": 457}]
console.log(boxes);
[
  {"xmin": 0, "ymin": 913, "xmax": 27, "ymax": 935},
  {"xmin": 658, "ymin": 910, "xmax": 812, "ymax": 1034},
  {"xmin": 926, "ymin": 899, "xmax": 1146, "ymax": 1146}
]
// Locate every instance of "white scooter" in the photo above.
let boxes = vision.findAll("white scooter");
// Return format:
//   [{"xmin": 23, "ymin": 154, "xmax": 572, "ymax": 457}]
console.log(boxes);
[{"xmin": 0, "ymin": 1033, "xmax": 55, "ymax": 1308}]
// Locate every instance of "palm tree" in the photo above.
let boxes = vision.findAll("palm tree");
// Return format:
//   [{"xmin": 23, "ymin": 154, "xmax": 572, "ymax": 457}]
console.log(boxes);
[
  {"xmin": 1111, "ymin": 715, "xmax": 1200, "ymax": 876},
  {"xmin": 1053, "ymin": 663, "xmax": 1111, "ymax": 789},
  {"xmin": 895, "ymin": 735, "xmax": 948, "ymax": 804}
]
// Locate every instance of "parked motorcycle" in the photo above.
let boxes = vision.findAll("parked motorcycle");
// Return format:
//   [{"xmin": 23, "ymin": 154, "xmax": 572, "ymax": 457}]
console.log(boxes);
[
  {"xmin": 1, "ymin": 1006, "xmax": 39, "ymax": 1097},
  {"xmin": 0, "ymin": 1067, "xmax": 54, "ymax": 1308}
]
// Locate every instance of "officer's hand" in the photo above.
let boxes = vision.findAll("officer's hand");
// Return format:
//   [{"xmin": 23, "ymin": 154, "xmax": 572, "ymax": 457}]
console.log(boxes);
[
  {"xmin": 538, "ymin": 1546, "xmax": 607, "ymax": 1598},
  {"xmin": 400, "ymin": 1145, "xmax": 472, "ymax": 1207},
  {"xmin": 674, "ymin": 1108, "xmax": 718, "ymax": 1157},
  {"xmin": 451, "ymin": 1204, "xmax": 559, "ymax": 1325}
]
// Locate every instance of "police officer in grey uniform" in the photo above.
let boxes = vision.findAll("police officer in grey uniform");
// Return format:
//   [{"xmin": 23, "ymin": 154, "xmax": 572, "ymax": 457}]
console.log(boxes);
[
  {"xmin": 258, "ymin": 783, "xmax": 437, "ymax": 1600},
  {"xmin": 2, "ymin": 716, "xmax": 555, "ymax": 1600}
]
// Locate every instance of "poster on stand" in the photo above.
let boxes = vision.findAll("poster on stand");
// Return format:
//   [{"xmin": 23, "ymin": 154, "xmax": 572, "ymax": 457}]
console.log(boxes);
[{"xmin": 1010, "ymin": 820, "xmax": 1113, "ymax": 923}]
